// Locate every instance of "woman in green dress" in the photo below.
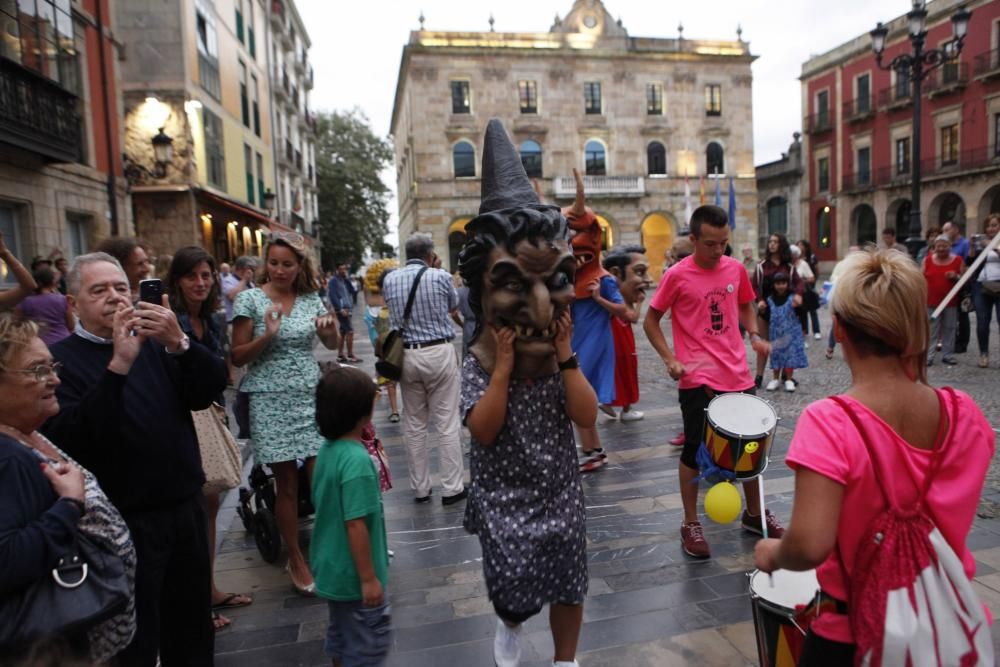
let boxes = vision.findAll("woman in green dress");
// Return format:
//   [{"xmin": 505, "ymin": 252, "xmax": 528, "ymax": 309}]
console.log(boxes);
[{"xmin": 232, "ymin": 232, "xmax": 339, "ymax": 595}]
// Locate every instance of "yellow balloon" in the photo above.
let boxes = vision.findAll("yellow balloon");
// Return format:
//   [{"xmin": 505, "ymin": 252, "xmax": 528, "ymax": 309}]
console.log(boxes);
[{"xmin": 704, "ymin": 482, "xmax": 743, "ymax": 524}]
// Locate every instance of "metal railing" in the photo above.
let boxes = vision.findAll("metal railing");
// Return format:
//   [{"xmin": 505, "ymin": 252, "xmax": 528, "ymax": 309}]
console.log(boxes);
[
  {"xmin": 0, "ymin": 58, "xmax": 81, "ymax": 163},
  {"xmin": 842, "ymin": 97, "xmax": 874, "ymax": 121},
  {"xmin": 837, "ymin": 146, "xmax": 1000, "ymax": 192},
  {"xmin": 804, "ymin": 110, "xmax": 832, "ymax": 134},
  {"xmin": 973, "ymin": 47, "xmax": 1000, "ymax": 78},
  {"xmin": 553, "ymin": 175, "xmax": 645, "ymax": 198},
  {"xmin": 926, "ymin": 62, "xmax": 969, "ymax": 95},
  {"xmin": 877, "ymin": 85, "xmax": 911, "ymax": 109}
]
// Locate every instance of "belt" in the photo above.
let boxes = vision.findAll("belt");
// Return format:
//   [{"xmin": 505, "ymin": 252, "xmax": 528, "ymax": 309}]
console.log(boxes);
[{"xmin": 404, "ymin": 338, "xmax": 451, "ymax": 349}]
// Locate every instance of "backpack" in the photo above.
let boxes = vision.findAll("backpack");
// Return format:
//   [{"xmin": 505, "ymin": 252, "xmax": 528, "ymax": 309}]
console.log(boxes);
[{"xmin": 830, "ymin": 391, "xmax": 993, "ymax": 667}]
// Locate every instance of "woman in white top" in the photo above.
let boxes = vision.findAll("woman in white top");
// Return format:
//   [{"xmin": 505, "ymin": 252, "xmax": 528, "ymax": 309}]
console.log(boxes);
[{"xmin": 972, "ymin": 213, "xmax": 1000, "ymax": 368}]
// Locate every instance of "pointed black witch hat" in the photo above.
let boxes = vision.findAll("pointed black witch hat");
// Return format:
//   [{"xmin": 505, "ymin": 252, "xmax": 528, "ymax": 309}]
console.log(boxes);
[{"xmin": 478, "ymin": 119, "xmax": 550, "ymax": 215}]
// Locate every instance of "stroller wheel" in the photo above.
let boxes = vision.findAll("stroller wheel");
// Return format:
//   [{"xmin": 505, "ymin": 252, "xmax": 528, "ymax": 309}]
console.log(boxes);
[
  {"xmin": 253, "ymin": 508, "xmax": 282, "ymax": 564},
  {"xmin": 237, "ymin": 488, "xmax": 255, "ymax": 534}
]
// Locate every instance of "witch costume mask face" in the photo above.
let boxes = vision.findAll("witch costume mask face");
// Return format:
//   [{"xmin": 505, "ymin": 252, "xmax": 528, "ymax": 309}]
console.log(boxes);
[{"xmin": 458, "ymin": 119, "xmax": 574, "ymax": 377}]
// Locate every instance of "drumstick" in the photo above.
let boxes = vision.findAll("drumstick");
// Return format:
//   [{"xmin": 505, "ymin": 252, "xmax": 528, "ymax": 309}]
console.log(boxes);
[
  {"xmin": 931, "ymin": 230, "xmax": 1000, "ymax": 321},
  {"xmin": 759, "ymin": 473, "xmax": 774, "ymax": 586}
]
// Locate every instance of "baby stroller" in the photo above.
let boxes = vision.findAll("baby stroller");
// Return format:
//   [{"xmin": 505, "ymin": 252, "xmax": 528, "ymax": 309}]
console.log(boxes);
[{"xmin": 236, "ymin": 461, "xmax": 314, "ymax": 563}]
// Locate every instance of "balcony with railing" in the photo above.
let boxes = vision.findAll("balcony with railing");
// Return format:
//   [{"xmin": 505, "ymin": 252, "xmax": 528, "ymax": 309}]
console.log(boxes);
[
  {"xmin": 270, "ymin": 0, "xmax": 285, "ymax": 30},
  {"xmin": 294, "ymin": 149, "xmax": 302, "ymax": 172},
  {"xmin": 0, "ymin": 58, "xmax": 81, "ymax": 163},
  {"xmin": 553, "ymin": 175, "xmax": 645, "ymax": 198},
  {"xmin": 877, "ymin": 85, "xmax": 911, "ymax": 111},
  {"xmin": 305, "ymin": 65, "xmax": 314, "ymax": 90},
  {"xmin": 294, "ymin": 51, "xmax": 305, "ymax": 75},
  {"xmin": 973, "ymin": 48, "xmax": 1000, "ymax": 81},
  {"xmin": 284, "ymin": 139, "xmax": 294, "ymax": 164},
  {"xmin": 804, "ymin": 110, "xmax": 832, "ymax": 135},
  {"xmin": 842, "ymin": 97, "xmax": 874, "ymax": 123},
  {"xmin": 926, "ymin": 62, "xmax": 969, "ymax": 98},
  {"xmin": 837, "ymin": 146, "xmax": 1000, "ymax": 193}
]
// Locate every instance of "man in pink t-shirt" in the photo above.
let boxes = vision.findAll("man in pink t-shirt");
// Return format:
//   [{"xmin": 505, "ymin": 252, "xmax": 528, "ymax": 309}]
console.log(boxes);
[{"xmin": 643, "ymin": 205, "xmax": 781, "ymax": 558}]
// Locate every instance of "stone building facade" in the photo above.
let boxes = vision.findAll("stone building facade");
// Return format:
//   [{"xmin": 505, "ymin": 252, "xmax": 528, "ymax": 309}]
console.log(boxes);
[
  {"xmin": 800, "ymin": 0, "xmax": 1000, "ymax": 265},
  {"xmin": 391, "ymin": 0, "xmax": 759, "ymax": 281},
  {"xmin": 0, "ymin": 0, "xmax": 130, "ymax": 286},
  {"xmin": 116, "ymin": 0, "xmax": 318, "ymax": 264},
  {"xmin": 755, "ymin": 133, "xmax": 805, "ymax": 253}
]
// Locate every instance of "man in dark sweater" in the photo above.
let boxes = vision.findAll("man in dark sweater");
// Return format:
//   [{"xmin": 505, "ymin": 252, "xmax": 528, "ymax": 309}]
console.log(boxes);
[{"xmin": 43, "ymin": 252, "xmax": 225, "ymax": 666}]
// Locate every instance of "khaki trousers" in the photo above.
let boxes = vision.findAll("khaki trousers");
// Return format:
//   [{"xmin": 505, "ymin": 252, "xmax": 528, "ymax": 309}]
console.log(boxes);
[{"xmin": 399, "ymin": 343, "xmax": 465, "ymax": 498}]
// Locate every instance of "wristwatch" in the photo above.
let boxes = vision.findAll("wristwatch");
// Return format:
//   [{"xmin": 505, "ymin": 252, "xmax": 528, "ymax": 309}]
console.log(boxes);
[
  {"xmin": 166, "ymin": 333, "xmax": 191, "ymax": 356},
  {"xmin": 557, "ymin": 353, "xmax": 580, "ymax": 371}
]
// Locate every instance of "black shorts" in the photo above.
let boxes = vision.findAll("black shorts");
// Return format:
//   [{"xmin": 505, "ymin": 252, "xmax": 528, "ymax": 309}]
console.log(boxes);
[
  {"xmin": 336, "ymin": 312, "xmax": 353, "ymax": 334},
  {"xmin": 677, "ymin": 385, "xmax": 756, "ymax": 469}
]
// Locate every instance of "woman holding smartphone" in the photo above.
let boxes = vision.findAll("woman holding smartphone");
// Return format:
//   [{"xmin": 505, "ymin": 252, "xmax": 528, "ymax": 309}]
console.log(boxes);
[
  {"xmin": 167, "ymin": 247, "xmax": 252, "ymax": 630},
  {"xmin": 231, "ymin": 232, "xmax": 339, "ymax": 595}
]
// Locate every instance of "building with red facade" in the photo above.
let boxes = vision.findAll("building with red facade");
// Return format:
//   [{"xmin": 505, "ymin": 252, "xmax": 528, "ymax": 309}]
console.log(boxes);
[
  {"xmin": 0, "ymin": 0, "xmax": 130, "ymax": 282},
  {"xmin": 800, "ymin": 0, "xmax": 1000, "ymax": 265}
]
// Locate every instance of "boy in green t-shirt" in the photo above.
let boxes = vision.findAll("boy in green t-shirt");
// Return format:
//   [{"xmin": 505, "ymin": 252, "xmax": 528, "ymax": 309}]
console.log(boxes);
[{"xmin": 311, "ymin": 366, "xmax": 391, "ymax": 666}]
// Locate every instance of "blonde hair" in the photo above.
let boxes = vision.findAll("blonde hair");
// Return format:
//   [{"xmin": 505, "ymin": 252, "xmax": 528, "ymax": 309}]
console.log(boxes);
[
  {"xmin": 831, "ymin": 249, "xmax": 928, "ymax": 383},
  {"xmin": 0, "ymin": 313, "xmax": 40, "ymax": 374},
  {"xmin": 260, "ymin": 239, "xmax": 320, "ymax": 294}
]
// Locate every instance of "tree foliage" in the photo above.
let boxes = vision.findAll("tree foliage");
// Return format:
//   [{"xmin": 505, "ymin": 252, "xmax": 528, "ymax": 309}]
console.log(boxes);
[{"xmin": 315, "ymin": 109, "xmax": 393, "ymax": 269}]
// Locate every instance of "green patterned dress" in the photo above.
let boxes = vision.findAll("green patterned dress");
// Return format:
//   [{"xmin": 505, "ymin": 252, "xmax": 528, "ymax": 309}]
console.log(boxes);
[{"xmin": 233, "ymin": 288, "xmax": 329, "ymax": 464}]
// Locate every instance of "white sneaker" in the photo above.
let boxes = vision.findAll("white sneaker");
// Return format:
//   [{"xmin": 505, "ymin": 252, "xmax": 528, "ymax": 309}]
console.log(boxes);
[
  {"xmin": 494, "ymin": 619, "xmax": 522, "ymax": 667},
  {"xmin": 784, "ymin": 380, "xmax": 796, "ymax": 392},
  {"xmin": 620, "ymin": 410, "xmax": 644, "ymax": 422},
  {"xmin": 814, "ymin": 332, "xmax": 822, "ymax": 340},
  {"xmin": 553, "ymin": 662, "xmax": 580, "ymax": 667},
  {"xmin": 765, "ymin": 379, "xmax": 780, "ymax": 391}
]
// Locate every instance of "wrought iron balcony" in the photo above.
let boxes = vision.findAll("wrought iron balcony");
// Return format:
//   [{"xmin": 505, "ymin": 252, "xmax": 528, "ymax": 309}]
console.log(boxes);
[
  {"xmin": 804, "ymin": 110, "xmax": 832, "ymax": 134},
  {"xmin": 877, "ymin": 85, "xmax": 911, "ymax": 110},
  {"xmin": 926, "ymin": 62, "xmax": 969, "ymax": 97},
  {"xmin": 553, "ymin": 175, "xmax": 645, "ymax": 198},
  {"xmin": 842, "ymin": 97, "xmax": 874, "ymax": 123},
  {"xmin": 0, "ymin": 57, "xmax": 81, "ymax": 163},
  {"xmin": 973, "ymin": 47, "xmax": 1000, "ymax": 80}
]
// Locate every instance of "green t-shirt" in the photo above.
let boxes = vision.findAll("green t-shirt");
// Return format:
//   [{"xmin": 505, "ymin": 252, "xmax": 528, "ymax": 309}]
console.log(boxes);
[{"xmin": 310, "ymin": 438, "xmax": 389, "ymax": 601}]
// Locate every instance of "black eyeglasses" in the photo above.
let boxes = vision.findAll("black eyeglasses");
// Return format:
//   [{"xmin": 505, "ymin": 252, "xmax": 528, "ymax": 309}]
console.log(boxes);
[{"xmin": 12, "ymin": 361, "xmax": 63, "ymax": 383}]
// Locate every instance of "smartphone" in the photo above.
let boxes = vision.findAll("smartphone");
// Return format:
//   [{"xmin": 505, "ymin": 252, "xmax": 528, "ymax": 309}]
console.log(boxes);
[{"xmin": 138, "ymin": 278, "xmax": 163, "ymax": 305}]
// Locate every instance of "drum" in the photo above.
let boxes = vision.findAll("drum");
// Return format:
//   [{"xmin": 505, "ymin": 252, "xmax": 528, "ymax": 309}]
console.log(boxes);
[
  {"xmin": 703, "ymin": 393, "xmax": 777, "ymax": 479},
  {"xmin": 749, "ymin": 568, "xmax": 819, "ymax": 667}
]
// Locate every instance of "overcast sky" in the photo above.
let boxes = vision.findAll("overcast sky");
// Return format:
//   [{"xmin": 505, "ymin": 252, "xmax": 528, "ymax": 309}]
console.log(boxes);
[{"xmin": 299, "ymin": 0, "xmax": 910, "ymax": 244}]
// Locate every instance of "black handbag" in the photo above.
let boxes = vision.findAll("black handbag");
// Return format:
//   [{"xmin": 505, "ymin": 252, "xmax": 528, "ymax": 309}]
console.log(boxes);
[
  {"xmin": 0, "ymin": 531, "xmax": 130, "ymax": 648},
  {"xmin": 375, "ymin": 266, "xmax": 428, "ymax": 382}
]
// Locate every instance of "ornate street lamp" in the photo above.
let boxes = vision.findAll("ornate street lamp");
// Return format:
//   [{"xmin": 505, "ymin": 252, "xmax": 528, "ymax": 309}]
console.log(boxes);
[
  {"xmin": 870, "ymin": 1, "xmax": 972, "ymax": 259},
  {"xmin": 151, "ymin": 127, "xmax": 174, "ymax": 178}
]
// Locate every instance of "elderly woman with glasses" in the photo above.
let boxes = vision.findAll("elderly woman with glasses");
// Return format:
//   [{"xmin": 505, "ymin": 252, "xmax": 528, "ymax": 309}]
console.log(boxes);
[
  {"xmin": 0, "ymin": 314, "xmax": 136, "ymax": 662},
  {"xmin": 232, "ymin": 232, "xmax": 339, "ymax": 595}
]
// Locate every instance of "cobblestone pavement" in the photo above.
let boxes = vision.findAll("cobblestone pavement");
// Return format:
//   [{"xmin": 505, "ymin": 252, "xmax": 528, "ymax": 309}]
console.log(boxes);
[{"xmin": 214, "ymin": 306, "xmax": 1000, "ymax": 666}]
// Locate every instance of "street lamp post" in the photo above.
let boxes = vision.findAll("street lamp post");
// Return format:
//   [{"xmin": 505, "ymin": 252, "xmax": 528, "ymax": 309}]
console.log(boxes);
[{"xmin": 869, "ymin": 1, "xmax": 971, "ymax": 259}]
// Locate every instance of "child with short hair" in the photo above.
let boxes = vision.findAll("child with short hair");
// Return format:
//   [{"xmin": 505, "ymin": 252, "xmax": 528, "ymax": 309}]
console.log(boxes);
[
  {"xmin": 763, "ymin": 272, "xmax": 808, "ymax": 392},
  {"xmin": 311, "ymin": 366, "xmax": 391, "ymax": 666}
]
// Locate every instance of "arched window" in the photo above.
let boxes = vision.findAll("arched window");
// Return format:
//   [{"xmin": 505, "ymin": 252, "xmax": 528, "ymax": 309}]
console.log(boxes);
[
  {"xmin": 585, "ymin": 140, "xmax": 606, "ymax": 176},
  {"xmin": 706, "ymin": 142, "xmax": 724, "ymax": 175},
  {"xmin": 520, "ymin": 140, "xmax": 542, "ymax": 178},
  {"xmin": 453, "ymin": 141, "xmax": 475, "ymax": 178},
  {"xmin": 647, "ymin": 141, "xmax": 666, "ymax": 176}
]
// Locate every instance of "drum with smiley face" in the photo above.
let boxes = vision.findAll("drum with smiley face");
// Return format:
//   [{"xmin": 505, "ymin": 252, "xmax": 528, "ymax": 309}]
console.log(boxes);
[{"xmin": 702, "ymin": 393, "xmax": 777, "ymax": 480}]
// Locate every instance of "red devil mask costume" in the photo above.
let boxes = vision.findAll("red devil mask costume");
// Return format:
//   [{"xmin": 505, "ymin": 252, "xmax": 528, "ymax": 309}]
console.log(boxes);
[{"xmin": 562, "ymin": 169, "xmax": 610, "ymax": 299}]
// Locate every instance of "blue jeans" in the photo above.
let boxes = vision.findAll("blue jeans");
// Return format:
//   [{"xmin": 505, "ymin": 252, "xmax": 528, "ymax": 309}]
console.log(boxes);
[
  {"xmin": 974, "ymin": 281, "xmax": 1000, "ymax": 355},
  {"xmin": 324, "ymin": 599, "xmax": 392, "ymax": 666}
]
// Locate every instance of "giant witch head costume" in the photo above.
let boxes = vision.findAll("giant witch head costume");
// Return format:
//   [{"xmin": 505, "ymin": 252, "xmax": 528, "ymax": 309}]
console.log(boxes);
[
  {"xmin": 562, "ymin": 169, "xmax": 610, "ymax": 298},
  {"xmin": 458, "ymin": 119, "xmax": 575, "ymax": 376}
]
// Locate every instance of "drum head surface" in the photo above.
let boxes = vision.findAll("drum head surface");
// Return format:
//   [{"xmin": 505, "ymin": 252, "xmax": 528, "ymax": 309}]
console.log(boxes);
[
  {"xmin": 707, "ymin": 394, "xmax": 777, "ymax": 436},
  {"xmin": 750, "ymin": 569, "xmax": 819, "ymax": 610}
]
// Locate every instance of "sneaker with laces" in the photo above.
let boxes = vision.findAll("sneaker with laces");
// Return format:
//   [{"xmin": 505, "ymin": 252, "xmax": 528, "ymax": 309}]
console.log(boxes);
[
  {"xmin": 741, "ymin": 509, "xmax": 785, "ymax": 538},
  {"xmin": 493, "ymin": 619, "xmax": 522, "ymax": 667},
  {"xmin": 765, "ymin": 379, "xmax": 780, "ymax": 391},
  {"xmin": 784, "ymin": 379, "xmax": 796, "ymax": 392},
  {"xmin": 680, "ymin": 521, "xmax": 711, "ymax": 558},
  {"xmin": 578, "ymin": 449, "xmax": 605, "ymax": 472},
  {"xmin": 620, "ymin": 410, "xmax": 644, "ymax": 422},
  {"xmin": 814, "ymin": 332, "xmax": 822, "ymax": 340}
]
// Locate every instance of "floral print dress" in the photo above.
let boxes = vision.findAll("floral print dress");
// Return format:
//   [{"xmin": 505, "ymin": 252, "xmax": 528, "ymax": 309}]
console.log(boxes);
[{"xmin": 460, "ymin": 354, "xmax": 588, "ymax": 615}]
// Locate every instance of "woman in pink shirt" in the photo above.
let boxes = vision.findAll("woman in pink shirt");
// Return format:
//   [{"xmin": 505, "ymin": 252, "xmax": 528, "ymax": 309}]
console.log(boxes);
[{"xmin": 753, "ymin": 250, "xmax": 993, "ymax": 664}]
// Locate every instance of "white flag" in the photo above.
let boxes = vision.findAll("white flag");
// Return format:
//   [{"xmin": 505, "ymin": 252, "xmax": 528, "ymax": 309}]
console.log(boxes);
[{"xmin": 684, "ymin": 175, "xmax": 693, "ymax": 228}]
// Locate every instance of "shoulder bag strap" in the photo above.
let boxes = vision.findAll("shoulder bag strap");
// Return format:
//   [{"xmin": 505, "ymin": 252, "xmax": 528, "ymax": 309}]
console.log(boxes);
[{"xmin": 401, "ymin": 266, "xmax": 429, "ymax": 331}]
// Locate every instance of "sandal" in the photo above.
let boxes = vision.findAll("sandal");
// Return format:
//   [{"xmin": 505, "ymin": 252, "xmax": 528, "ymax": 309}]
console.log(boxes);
[
  {"xmin": 212, "ymin": 611, "xmax": 231, "ymax": 631},
  {"xmin": 389, "ymin": 412, "xmax": 400, "ymax": 423},
  {"xmin": 212, "ymin": 592, "xmax": 253, "ymax": 609}
]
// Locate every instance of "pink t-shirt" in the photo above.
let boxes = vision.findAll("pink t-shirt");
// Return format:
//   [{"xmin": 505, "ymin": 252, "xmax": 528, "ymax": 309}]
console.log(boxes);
[
  {"xmin": 648, "ymin": 255, "xmax": 755, "ymax": 391},
  {"xmin": 786, "ymin": 389, "xmax": 994, "ymax": 643}
]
